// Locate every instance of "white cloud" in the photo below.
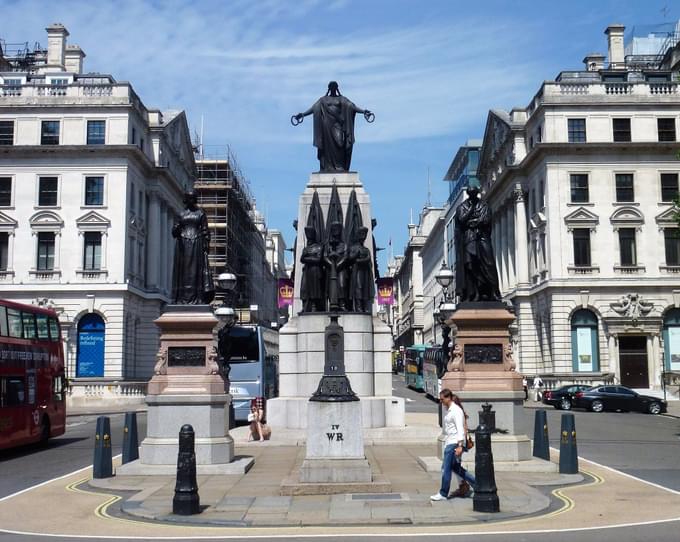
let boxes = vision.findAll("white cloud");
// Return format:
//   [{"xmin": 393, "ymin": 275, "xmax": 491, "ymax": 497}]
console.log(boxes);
[{"xmin": 1, "ymin": 0, "xmax": 542, "ymax": 145}]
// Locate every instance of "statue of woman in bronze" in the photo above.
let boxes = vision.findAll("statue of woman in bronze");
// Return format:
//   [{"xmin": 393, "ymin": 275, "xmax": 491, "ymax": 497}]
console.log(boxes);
[
  {"xmin": 300, "ymin": 226, "xmax": 326, "ymax": 312},
  {"xmin": 292, "ymin": 81, "xmax": 374, "ymax": 172},
  {"xmin": 172, "ymin": 190, "xmax": 215, "ymax": 304},
  {"xmin": 324, "ymin": 221, "xmax": 349, "ymax": 311},
  {"xmin": 347, "ymin": 227, "xmax": 374, "ymax": 313}
]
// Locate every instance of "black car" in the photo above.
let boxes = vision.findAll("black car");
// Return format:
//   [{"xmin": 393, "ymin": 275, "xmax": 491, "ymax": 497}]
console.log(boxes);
[
  {"xmin": 572, "ymin": 385, "xmax": 667, "ymax": 415},
  {"xmin": 542, "ymin": 385, "xmax": 592, "ymax": 410}
]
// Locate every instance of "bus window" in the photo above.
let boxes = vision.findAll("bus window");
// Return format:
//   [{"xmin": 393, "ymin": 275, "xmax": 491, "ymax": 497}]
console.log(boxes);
[
  {"xmin": 1, "ymin": 377, "xmax": 26, "ymax": 407},
  {"xmin": 36, "ymin": 314, "xmax": 50, "ymax": 340},
  {"xmin": 227, "ymin": 327, "xmax": 259, "ymax": 361},
  {"xmin": 0, "ymin": 306, "xmax": 7, "ymax": 336},
  {"xmin": 7, "ymin": 309, "xmax": 22, "ymax": 338},
  {"xmin": 22, "ymin": 312, "xmax": 37, "ymax": 340},
  {"xmin": 53, "ymin": 375, "xmax": 65, "ymax": 402},
  {"xmin": 48, "ymin": 317, "xmax": 61, "ymax": 342}
]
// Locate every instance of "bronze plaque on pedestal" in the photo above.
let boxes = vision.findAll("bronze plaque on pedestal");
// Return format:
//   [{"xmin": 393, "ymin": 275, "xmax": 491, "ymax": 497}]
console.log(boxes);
[
  {"xmin": 168, "ymin": 346, "xmax": 206, "ymax": 367},
  {"xmin": 464, "ymin": 344, "xmax": 502, "ymax": 364}
]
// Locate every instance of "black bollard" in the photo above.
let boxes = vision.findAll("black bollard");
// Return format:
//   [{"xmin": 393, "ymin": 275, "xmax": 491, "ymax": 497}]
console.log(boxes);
[
  {"xmin": 122, "ymin": 412, "xmax": 139, "ymax": 464},
  {"xmin": 93, "ymin": 416, "xmax": 113, "ymax": 479},
  {"xmin": 173, "ymin": 424, "xmax": 200, "ymax": 515},
  {"xmin": 559, "ymin": 413, "xmax": 579, "ymax": 474},
  {"xmin": 479, "ymin": 403, "xmax": 496, "ymax": 432},
  {"xmin": 532, "ymin": 409, "xmax": 550, "ymax": 461},
  {"xmin": 473, "ymin": 417, "xmax": 500, "ymax": 513}
]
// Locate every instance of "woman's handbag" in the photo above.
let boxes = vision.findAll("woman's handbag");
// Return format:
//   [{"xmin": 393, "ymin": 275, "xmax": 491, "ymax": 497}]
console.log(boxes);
[{"xmin": 466, "ymin": 434, "xmax": 474, "ymax": 450}]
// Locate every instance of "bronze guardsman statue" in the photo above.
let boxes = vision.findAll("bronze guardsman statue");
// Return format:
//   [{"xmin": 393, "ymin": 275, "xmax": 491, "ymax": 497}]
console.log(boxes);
[
  {"xmin": 292, "ymin": 81, "xmax": 374, "ymax": 172},
  {"xmin": 172, "ymin": 190, "xmax": 214, "ymax": 304},
  {"xmin": 300, "ymin": 226, "xmax": 326, "ymax": 312},
  {"xmin": 325, "ymin": 222, "xmax": 349, "ymax": 311},
  {"xmin": 454, "ymin": 181, "xmax": 501, "ymax": 303},
  {"xmin": 347, "ymin": 226, "xmax": 374, "ymax": 313}
]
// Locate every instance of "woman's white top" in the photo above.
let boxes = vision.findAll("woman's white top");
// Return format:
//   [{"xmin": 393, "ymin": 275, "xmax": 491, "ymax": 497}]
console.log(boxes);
[{"xmin": 443, "ymin": 403, "xmax": 466, "ymax": 446}]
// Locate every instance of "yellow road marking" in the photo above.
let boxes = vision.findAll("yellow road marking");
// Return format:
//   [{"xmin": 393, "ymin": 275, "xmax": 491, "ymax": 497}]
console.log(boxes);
[{"xmin": 62, "ymin": 468, "xmax": 606, "ymax": 532}]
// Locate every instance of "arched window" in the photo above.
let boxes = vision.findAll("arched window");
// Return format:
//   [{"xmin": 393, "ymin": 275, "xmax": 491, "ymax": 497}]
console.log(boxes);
[
  {"xmin": 76, "ymin": 313, "xmax": 105, "ymax": 377},
  {"xmin": 663, "ymin": 308, "xmax": 680, "ymax": 371},
  {"xmin": 571, "ymin": 309, "xmax": 599, "ymax": 372}
]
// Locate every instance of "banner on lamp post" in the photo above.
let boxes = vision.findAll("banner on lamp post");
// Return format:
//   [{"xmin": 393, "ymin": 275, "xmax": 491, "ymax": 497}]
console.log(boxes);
[
  {"xmin": 278, "ymin": 278, "xmax": 294, "ymax": 308},
  {"xmin": 376, "ymin": 277, "xmax": 394, "ymax": 305}
]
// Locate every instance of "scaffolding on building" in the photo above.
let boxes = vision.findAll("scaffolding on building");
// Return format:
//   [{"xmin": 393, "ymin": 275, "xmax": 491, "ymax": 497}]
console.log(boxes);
[
  {"xmin": 194, "ymin": 146, "xmax": 262, "ymax": 311},
  {"xmin": 0, "ymin": 39, "xmax": 44, "ymax": 72}
]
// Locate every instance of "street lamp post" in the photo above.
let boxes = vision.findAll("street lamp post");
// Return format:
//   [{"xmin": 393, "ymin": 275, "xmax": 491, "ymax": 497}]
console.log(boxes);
[
  {"xmin": 435, "ymin": 261, "xmax": 456, "ymax": 363},
  {"xmin": 215, "ymin": 272, "xmax": 238, "ymax": 429}
]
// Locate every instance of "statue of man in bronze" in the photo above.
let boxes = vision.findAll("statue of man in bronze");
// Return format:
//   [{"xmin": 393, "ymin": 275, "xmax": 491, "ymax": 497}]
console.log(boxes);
[
  {"xmin": 347, "ymin": 226, "xmax": 374, "ymax": 313},
  {"xmin": 324, "ymin": 221, "xmax": 349, "ymax": 311},
  {"xmin": 292, "ymin": 81, "xmax": 374, "ymax": 172},
  {"xmin": 300, "ymin": 226, "xmax": 325, "ymax": 312},
  {"xmin": 454, "ymin": 182, "xmax": 501, "ymax": 303},
  {"xmin": 172, "ymin": 190, "xmax": 214, "ymax": 304}
]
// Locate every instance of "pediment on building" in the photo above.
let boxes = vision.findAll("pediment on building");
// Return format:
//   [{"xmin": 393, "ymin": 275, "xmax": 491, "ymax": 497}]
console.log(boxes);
[
  {"xmin": 29, "ymin": 211, "xmax": 63, "ymax": 228},
  {"xmin": 479, "ymin": 110, "xmax": 514, "ymax": 184},
  {"xmin": 610, "ymin": 206, "xmax": 644, "ymax": 227},
  {"xmin": 0, "ymin": 211, "xmax": 18, "ymax": 228},
  {"xmin": 76, "ymin": 211, "xmax": 111, "ymax": 230},
  {"xmin": 655, "ymin": 206, "xmax": 679, "ymax": 227},
  {"xmin": 564, "ymin": 207, "xmax": 599, "ymax": 229}
]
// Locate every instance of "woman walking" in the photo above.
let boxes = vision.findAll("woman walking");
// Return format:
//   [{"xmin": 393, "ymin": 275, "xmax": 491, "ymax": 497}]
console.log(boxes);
[
  {"xmin": 450, "ymin": 394, "xmax": 476, "ymax": 497},
  {"xmin": 431, "ymin": 388, "xmax": 476, "ymax": 501}
]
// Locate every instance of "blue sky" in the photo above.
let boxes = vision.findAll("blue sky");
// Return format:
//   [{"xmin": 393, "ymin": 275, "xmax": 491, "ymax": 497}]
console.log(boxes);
[{"xmin": 3, "ymin": 0, "xmax": 680, "ymax": 270}]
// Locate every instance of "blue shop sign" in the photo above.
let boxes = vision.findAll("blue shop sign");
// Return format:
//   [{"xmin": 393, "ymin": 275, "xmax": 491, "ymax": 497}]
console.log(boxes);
[{"xmin": 77, "ymin": 314, "xmax": 105, "ymax": 377}]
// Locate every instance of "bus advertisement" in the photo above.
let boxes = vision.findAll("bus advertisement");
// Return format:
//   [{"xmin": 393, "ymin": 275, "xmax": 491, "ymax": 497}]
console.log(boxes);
[
  {"xmin": 404, "ymin": 344, "xmax": 427, "ymax": 391},
  {"xmin": 0, "ymin": 299, "xmax": 66, "ymax": 450},
  {"xmin": 225, "ymin": 325, "xmax": 279, "ymax": 422}
]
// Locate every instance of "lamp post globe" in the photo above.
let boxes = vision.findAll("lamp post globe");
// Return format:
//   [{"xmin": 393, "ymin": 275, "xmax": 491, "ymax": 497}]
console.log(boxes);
[
  {"xmin": 217, "ymin": 272, "xmax": 237, "ymax": 292},
  {"xmin": 435, "ymin": 261, "xmax": 454, "ymax": 296},
  {"xmin": 215, "ymin": 306, "xmax": 237, "ymax": 328}
]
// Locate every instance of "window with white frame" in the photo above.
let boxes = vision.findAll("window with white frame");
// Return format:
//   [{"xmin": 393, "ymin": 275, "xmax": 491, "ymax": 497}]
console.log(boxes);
[
  {"xmin": 37, "ymin": 177, "xmax": 59, "ymax": 207},
  {"xmin": 84, "ymin": 176, "xmax": 104, "ymax": 206},
  {"xmin": 0, "ymin": 177, "xmax": 12, "ymax": 207}
]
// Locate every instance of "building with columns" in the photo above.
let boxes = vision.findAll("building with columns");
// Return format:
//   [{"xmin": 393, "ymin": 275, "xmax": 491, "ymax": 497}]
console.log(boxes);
[
  {"xmin": 478, "ymin": 22, "xmax": 680, "ymax": 396},
  {"xmin": 0, "ymin": 24, "xmax": 195, "ymax": 404},
  {"xmin": 392, "ymin": 206, "xmax": 442, "ymax": 349}
]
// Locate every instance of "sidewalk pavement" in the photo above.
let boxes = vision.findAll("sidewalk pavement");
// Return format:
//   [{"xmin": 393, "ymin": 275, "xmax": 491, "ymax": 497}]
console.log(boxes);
[
  {"xmin": 91, "ymin": 444, "xmax": 570, "ymax": 526},
  {"xmin": 3, "ymin": 444, "xmax": 680, "ymax": 537}
]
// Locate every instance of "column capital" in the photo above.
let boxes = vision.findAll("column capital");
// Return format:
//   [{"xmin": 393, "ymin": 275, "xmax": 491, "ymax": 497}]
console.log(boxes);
[{"xmin": 513, "ymin": 187, "xmax": 525, "ymax": 203}]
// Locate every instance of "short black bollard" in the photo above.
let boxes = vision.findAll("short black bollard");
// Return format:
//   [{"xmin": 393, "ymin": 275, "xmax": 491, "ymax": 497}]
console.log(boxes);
[
  {"xmin": 559, "ymin": 413, "xmax": 579, "ymax": 474},
  {"xmin": 173, "ymin": 424, "xmax": 200, "ymax": 515},
  {"xmin": 532, "ymin": 409, "xmax": 550, "ymax": 461},
  {"xmin": 122, "ymin": 412, "xmax": 139, "ymax": 464},
  {"xmin": 93, "ymin": 416, "xmax": 113, "ymax": 479},
  {"xmin": 473, "ymin": 419, "xmax": 500, "ymax": 513}
]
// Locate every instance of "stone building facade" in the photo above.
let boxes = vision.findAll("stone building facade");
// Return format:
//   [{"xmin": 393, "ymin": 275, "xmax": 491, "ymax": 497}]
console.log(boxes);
[
  {"xmin": 0, "ymin": 24, "xmax": 195, "ymax": 405},
  {"xmin": 478, "ymin": 23, "xmax": 680, "ymax": 394}
]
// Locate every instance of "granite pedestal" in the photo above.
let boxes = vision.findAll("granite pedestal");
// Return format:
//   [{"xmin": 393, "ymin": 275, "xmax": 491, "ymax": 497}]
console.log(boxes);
[{"xmin": 117, "ymin": 306, "xmax": 252, "ymax": 476}]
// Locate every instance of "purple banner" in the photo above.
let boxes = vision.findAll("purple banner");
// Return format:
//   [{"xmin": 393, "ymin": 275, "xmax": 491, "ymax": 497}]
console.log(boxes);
[
  {"xmin": 376, "ymin": 277, "xmax": 394, "ymax": 305},
  {"xmin": 278, "ymin": 278, "xmax": 294, "ymax": 308}
]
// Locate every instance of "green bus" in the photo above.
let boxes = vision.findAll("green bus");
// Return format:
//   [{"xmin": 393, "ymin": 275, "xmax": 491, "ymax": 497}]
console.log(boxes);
[{"xmin": 404, "ymin": 344, "xmax": 427, "ymax": 391}]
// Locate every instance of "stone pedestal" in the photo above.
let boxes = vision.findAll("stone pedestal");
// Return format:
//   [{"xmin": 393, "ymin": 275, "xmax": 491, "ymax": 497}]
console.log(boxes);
[
  {"xmin": 437, "ymin": 304, "xmax": 536, "ymax": 467},
  {"xmin": 269, "ymin": 312, "xmax": 404, "ymax": 429},
  {"xmin": 300, "ymin": 401, "xmax": 371, "ymax": 483},
  {"xmin": 117, "ymin": 306, "xmax": 253, "ymax": 476}
]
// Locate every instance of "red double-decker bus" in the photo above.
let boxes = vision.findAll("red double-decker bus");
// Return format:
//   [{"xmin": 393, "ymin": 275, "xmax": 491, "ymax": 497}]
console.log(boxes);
[{"xmin": 0, "ymin": 299, "xmax": 66, "ymax": 450}]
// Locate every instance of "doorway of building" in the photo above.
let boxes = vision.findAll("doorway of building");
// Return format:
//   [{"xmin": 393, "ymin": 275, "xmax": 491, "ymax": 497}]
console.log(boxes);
[{"xmin": 618, "ymin": 335, "xmax": 649, "ymax": 388}]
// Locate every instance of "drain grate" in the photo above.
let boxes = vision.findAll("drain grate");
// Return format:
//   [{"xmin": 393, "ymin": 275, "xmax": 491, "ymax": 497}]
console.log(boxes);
[{"xmin": 350, "ymin": 493, "xmax": 406, "ymax": 501}]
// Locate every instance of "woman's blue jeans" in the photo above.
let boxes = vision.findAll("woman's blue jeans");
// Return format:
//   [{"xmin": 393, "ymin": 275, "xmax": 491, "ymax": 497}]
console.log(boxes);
[{"xmin": 439, "ymin": 444, "xmax": 476, "ymax": 497}]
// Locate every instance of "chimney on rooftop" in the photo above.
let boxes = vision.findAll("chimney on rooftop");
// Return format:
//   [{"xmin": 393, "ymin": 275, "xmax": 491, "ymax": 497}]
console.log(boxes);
[
  {"xmin": 605, "ymin": 24, "xmax": 625, "ymax": 69},
  {"xmin": 45, "ymin": 23, "xmax": 69, "ymax": 72},
  {"xmin": 65, "ymin": 45, "xmax": 85, "ymax": 74},
  {"xmin": 583, "ymin": 52, "xmax": 606, "ymax": 71}
]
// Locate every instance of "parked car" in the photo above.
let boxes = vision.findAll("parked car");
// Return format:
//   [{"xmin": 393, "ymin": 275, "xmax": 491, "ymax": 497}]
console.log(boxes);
[
  {"xmin": 542, "ymin": 385, "xmax": 592, "ymax": 410},
  {"xmin": 572, "ymin": 385, "xmax": 667, "ymax": 415}
]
